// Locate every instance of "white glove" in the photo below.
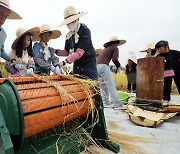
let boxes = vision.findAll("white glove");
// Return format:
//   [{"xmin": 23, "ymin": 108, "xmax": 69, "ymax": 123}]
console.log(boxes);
[
  {"xmin": 26, "ymin": 68, "xmax": 33, "ymax": 75},
  {"xmin": 51, "ymin": 65, "xmax": 60, "ymax": 74},
  {"xmin": 55, "ymin": 66, "xmax": 60, "ymax": 74},
  {"xmin": 15, "ymin": 64, "xmax": 23, "ymax": 70}
]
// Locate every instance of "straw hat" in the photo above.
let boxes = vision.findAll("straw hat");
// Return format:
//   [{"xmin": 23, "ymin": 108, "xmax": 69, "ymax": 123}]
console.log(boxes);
[
  {"xmin": 32, "ymin": 24, "xmax": 61, "ymax": 41},
  {"xmin": 104, "ymin": 36, "xmax": 126, "ymax": 48},
  {"xmin": 128, "ymin": 52, "xmax": 137, "ymax": 63},
  {"xmin": 11, "ymin": 27, "xmax": 40, "ymax": 50},
  {"xmin": 0, "ymin": 0, "xmax": 22, "ymax": 19},
  {"xmin": 128, "ymin": 55, "xmax": 137, "ymax": 64},
  {"xmin": 140, "ymin": 43, "xmax": 155, "ymax": 52},
  {"xmin": 59, "ymin": 6, "xmax": 87, "ymax": 27}
]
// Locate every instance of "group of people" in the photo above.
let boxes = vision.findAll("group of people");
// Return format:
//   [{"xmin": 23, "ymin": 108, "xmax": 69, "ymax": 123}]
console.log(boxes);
[
  {"xmin": 139, "ymin": 42, "xmax": 180, "ymax": 102},
  {"xmin": 108, "ymin": 40, "xmax": 180, "ymax": 104},
  {"xmin": 1, "ymin": 0, "xmax": 179, "ymax": 111},
  {"xmin": 0, "ymin": 0, "xmax": 126, "ymax": 110},
  {"xmin": 1, "ymin": 3, "xmax": 98, "ymax": 79}
]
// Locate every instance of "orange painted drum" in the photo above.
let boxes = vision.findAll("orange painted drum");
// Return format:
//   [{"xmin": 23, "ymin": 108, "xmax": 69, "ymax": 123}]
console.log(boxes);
[{"xmin": 0, "ymin": 75, "xmax": 95, "ymax": 138}]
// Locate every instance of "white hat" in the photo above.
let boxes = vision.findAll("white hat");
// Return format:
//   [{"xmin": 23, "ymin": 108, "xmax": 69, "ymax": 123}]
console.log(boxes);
[
  {"xmin": 32, "ymin": 24, "xmax": 61, "ymax": 41},
  {"xmin": 128, "ymin": 52, "xmax": 137, "ymax": 63},
  {"xmin": 104, "ymin": 36, "xmax": 126, "ymax": 48},
  {"xmin": 0, "ymin": 0, "xmax": 22, "ymax": 19},
  {"xmin": 11, "ymin": 27, "xmax": 40, "ymax": 50},
  {"xmin": 59, "ymin": 6, "xmax": 87, "ymax": 27},
  {"xmin": 140, "ymin": 43, "xmax": 155, "ymax": 52}
]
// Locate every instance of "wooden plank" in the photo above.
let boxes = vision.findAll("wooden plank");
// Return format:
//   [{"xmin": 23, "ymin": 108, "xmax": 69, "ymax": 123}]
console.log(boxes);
[
  {"xmin": 19, "ymin": 84, "xmax": 88, "ymax": 100},
  {"xmin": 163, "ymin": 105, "xmax": 180, "ymax": 114},
  {"xmin": 136, "ymin": 57, "xmax": 164, "ymax": 100},
  {"xmin": 24, "ymin": 100, "xmax": 91, "ymax": 138},
  {"xmin": 22, "ymin": 91, "xmax": 93, "ymax": 114},
  {"xmin": 16, "ymin": 80, "xmax": 78, "ymax": 90},
  {"xmin": 0, "ymin": 75, "xmax": 62, "ymax": 83}
]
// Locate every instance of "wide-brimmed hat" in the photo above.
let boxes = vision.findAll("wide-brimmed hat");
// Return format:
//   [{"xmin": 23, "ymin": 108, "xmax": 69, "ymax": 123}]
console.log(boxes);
[
  {"xmin": 140, "ymin": 43, "xmax": 155, "ymax": 52},
  {"xmin": 0, "ymin": 0, "xmax": 22, "ymax": 19},
  {"xmin": 104, "ymin": 36, "xmax": 126, "ymax": 48},
  {"xmin": 58, "ymin": 6, "xmax": 87, "ymax": 27},
  {"xmin": 11, "ymin": 27, "xmax": 40, "ymax": 50},
  {"xmin": 32, "ymin": 24, "xmax": 61, "ymax": 41},
  {"xmin": 128, "ymin": 52, "xmax": 137, "ymax": 63}
]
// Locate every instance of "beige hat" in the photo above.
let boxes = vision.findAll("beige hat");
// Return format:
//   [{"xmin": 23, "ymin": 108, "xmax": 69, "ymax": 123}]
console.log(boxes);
[
  {"xmin": 11, "ymin": 27, "xmax": 40, "ymax": 50},
  {"xmin": 140, "ymin": 43, "xmax": 155, "ymax": 52},
  {"xmin": 128, "ymin": 52, "xmax": 137, "ymax": 63},
  {"xmin": 104, "ymin": 36, "xmax": 126, "ymax": 47},
  {"xmin": 0, "ymin": 0, "xmax": 22, "ymax": 19},
  {"xmin": 32, "ymin": 24, "xmax": 61, "ymax": 41},
  {"xmin": 59, "ymin": 6, "xmax": 87, "ymax": 27}
]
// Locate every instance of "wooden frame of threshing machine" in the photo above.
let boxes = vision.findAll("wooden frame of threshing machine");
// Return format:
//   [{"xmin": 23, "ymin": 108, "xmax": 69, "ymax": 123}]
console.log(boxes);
[{"xmin": 0, "ymin": 75, "xmax": 120, "ymax": 154}]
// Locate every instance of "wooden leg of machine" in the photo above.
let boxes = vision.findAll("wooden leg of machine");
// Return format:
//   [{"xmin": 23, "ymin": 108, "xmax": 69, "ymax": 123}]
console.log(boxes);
[{"xmin": 86, "ymin": 95, "xmax": 120, "ymax": 153}]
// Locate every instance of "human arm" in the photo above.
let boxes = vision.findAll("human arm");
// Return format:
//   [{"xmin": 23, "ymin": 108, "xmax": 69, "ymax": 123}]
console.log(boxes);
[
  {"xmin": 61, "ymin": 28, "xmax": 91, "ymax": 65},
  {"xmin": 1, "ymin": 45, "xmax": 10, "ymax": 61},
  {"xmin": 54, "ymin": 49, "xmax": 69, "ymax": 56},
  {"xmin": 112, "ymin": 47, "xmax": 121, "ymax": 68},
  {"xmin": 63, "ymin": 48, "xmax": 85, "ymax": 64}
]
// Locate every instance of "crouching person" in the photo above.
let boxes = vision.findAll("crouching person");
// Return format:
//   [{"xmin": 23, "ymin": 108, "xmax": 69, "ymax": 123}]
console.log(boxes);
[
  {"xmin": 5, "ymin": 27, "xmax": 39, "ymax": 77},
  {"xmin": 32, "ymin": 24, "xmax": 61, "ymax": 75}
]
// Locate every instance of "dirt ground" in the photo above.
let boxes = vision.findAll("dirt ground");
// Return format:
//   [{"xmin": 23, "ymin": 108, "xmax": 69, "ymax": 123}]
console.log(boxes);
[{"xmin": 83, "ymin": 93, "xmax": 180, "ymax": 154}]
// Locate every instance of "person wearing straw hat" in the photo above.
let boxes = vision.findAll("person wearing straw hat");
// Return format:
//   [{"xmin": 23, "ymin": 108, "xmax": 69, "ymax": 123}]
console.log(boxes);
[
  {"xmin": 32, "ymin": 24, "xmax": 61, "ymax": 76},
  {"xmin": 5, "ymin": 27, "xmax": 40, "ymax": 77},
  {"xmin": 155, "ymin": 40, "xmax": 180, "ymax": 102},
  {"xmin": 140, "ymin": 43, "xmax": 156, "ymax": 57},
  {"xmin": 97, "ymin": 36, "xmax": 126, "ymax": 110},
  {"xmin": 125, "ymin": 52, "xmax": 137, "ymax": 93},
  {"xmin": 54, "ymin": 6, "xmax": 98, "ymax": 79},
  {"xmin": 0, "ymin": 0, "xmax": 22, "ymax": 77}
]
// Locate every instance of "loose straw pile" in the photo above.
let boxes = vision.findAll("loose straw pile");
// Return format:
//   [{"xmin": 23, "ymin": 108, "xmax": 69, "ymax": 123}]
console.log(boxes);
[{"xmin": 108, "ymin": 131, "xmax": 162, "ymax": 154}]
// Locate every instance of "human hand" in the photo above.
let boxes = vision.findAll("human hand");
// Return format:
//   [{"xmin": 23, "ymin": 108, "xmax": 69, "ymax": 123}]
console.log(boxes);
[
  {"xmin": 116, "ymin": 67, "xmax": 121, "ymax": 74},
  {"xmin": 26, "ymin": 68, "xmax": 34, "ymax": 76},
  {"xmin": 55, "ymin": 66, "xmax": 60, "ymax": 74},
  {"xmin": 15, "ymin": 64, "xmax": 24, "ymax": 70},
  {"xmin": 59, "ymin": 62, "xmax": 64, "ymax": 67},
  {"xmin": 50, "ymin": 47, "xmax": 56, "ymax": 52},
  {"xmin": 51, "ymin": 65, "xmax": 60, "ymax": 74},
  {"xmin": 120, "ymin": 66, "xmax": 125, "ymax": 71},
  {"xmin": 10, "ymin": 58, "xmax": 20, "ymax": 65}
]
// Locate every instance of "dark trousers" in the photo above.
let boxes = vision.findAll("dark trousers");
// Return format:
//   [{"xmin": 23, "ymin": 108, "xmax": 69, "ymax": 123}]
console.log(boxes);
[
  {"xmin": 127, "ymin": 73, "xmax": 136, "ymax": 91},
  {"xmin": 0, "ymin": 72, "xmax": 2, "ymax": 78},
  {"xmin": 163, "ymin": 73, "xmax": 180, "ymax": 101},
  {"xmin": 127, "ymin": 82, "xmax": 136, "ymax": 91},
  {"xmin": 73, "ymin": 62, "xmax": 98, "ymax": 80}
]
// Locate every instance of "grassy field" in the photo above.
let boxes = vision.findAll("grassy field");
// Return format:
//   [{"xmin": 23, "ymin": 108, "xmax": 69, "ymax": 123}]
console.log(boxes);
[{"xmin": 112, "ymin": 71, "xmax": 178, "ymax": 93}]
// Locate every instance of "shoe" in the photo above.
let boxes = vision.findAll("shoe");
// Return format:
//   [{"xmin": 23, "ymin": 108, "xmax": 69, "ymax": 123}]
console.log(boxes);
[
  {"xmin": 103, "ymin": 103, "xmax": 113, "ymax": 108},
  {"xmin": 132, "ymin": 90, "xmax": 136, "ymax": 93},
  {"xmin": 127, "ymin": 90, "xmax": 131, "ymax": 93},
  {"xmin": 113, "ymin": 105, "xmax": 127, "ymax": 110},
  {"xmin": 161, "ymin": 100, "xmax": 170, "ymax": 106}
]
